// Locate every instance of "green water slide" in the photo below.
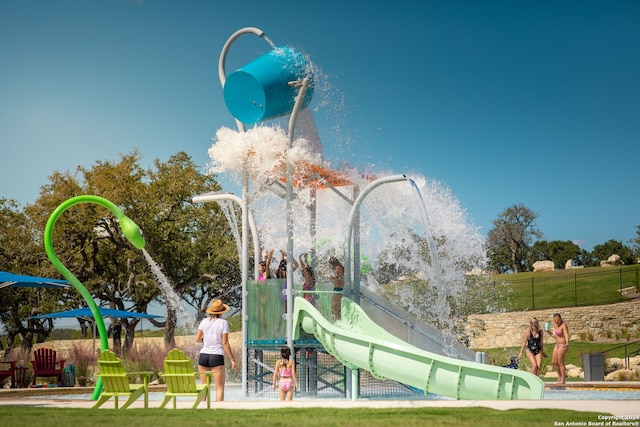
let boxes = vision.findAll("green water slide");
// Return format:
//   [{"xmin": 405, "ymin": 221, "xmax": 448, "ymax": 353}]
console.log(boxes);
[{"xmin": 292, "ymin": 296, "xmax": 544, "ymax": 400}]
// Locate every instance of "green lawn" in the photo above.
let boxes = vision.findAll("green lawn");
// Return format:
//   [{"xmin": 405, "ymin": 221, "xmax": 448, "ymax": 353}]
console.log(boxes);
[{"xmin": 0, "ymin": 406, "xmax": 608, "ymax": 427}]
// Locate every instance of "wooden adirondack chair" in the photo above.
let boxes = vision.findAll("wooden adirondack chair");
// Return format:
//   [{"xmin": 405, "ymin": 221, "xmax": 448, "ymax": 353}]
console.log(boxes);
[
  {"xmin": 93, "ymin": 350, "xmax": 150, "ymax": 409},
  {"xmin": 159, "ymin": 348, "xmax": 211, "ymax": 409},
  {"xmin": 0, "ymin": 360, "xmax": 17, "ymax": 388},
  {"xmin": 32, "ymin": 348, "xmax": 66, "ymax": 385}
]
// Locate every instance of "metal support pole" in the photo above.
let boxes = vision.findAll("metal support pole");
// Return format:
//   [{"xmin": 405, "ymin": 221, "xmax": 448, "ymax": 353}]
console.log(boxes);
[
  {"xmin": 240, "ymin": 172, "xmax": 249, "ymax": 395},
  {"xmin": 285, "ymin": 77, "xmax": 311, "ymax": 352},
  {"xmin": 352, "ymin": 186, "xmax": 361, "ymax": 303},
  {"xmin": 217, "ymin": 26, "xmax": 272, "ymax": 397}
]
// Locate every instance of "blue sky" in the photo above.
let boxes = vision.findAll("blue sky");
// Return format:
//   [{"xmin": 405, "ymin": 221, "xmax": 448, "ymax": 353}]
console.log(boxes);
[{"xmin": 1, "ymin": 0, "xmax": 639, "ymax": 251}]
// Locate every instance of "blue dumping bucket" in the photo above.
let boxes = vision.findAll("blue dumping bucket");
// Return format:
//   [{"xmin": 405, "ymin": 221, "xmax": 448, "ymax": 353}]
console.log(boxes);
[{"xmin": 223, "ymin": 46, "xmax": 314, "ymax": 124}]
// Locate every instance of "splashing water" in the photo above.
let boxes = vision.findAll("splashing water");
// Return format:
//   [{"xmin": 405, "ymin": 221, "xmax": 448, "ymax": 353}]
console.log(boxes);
[
  {"xmin": 207, "ymin": 45, "xmax": 487, "ymax": 344},
  {"xmin": 218, "ymin": 199, "xmax": 242, "ymax": 260},
  {"xmin": 208, "ymin": 125, "xmax": 324, "ymax": 184},
  {"xmin": 142, "ymin": 249, "xmax": 192, "ymax": 330}
]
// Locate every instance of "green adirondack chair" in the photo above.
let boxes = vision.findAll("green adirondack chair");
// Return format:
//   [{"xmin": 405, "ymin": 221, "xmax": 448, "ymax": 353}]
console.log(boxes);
[
  {"xmin": 93, "ymin": 350, "xmax": 150, "ymax": 409},
  {"xmin": 159, "ymin": 348, "xmax": 210, "ymax": 409}
]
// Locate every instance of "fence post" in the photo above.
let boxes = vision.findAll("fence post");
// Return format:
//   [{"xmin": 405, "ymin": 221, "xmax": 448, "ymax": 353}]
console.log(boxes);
[
  {"xmin": 531, "ymin": 277, "xmax": 535, "ymax": 310},
  {"xmin": 620, "ymin": 268, "xmax": 623, "ymax": 302},
  {"xmin": 574, "ymin": 273, "xmax": 578, "ymax": 306}
]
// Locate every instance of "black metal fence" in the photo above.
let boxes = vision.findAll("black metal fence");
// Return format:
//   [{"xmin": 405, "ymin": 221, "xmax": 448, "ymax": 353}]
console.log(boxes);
[{"xmin": 467, "ymin": 265, "xmax": 640, "ymax": 313}]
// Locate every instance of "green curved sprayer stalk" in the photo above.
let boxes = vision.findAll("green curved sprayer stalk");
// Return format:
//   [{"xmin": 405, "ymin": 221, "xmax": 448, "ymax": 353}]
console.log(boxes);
[{"xmin": 44, "ymin": 195, "xmax": 145, "ymax": 400}]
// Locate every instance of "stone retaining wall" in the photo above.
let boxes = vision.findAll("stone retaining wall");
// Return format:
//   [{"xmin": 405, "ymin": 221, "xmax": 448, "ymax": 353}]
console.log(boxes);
[{"xmin": 466, "ymin": 300, "xmax": 640, "ymax": 349}]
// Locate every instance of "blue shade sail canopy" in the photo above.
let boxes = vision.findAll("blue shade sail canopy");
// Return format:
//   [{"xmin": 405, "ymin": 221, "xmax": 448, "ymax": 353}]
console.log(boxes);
[
  {"xmin": 0, "ymin": 271, "xmax": 70, "ymax": 289},
  {"xmin": 28, "ymin": 307, "xmax": 164, "ymax": 355},
  {"xmin": 28, "ymin": 307, "xmax": 162, "ymax": 320}
]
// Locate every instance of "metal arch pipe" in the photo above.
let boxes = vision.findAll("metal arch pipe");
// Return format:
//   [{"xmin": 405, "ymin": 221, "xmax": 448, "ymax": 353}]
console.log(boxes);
[
  {"xmin": 343, "ymin": 174, "xmax": 408, "ymax": 296},
  {"xmin": 192, "ymin": 191, "xmax": 260, "ymax": 397},
  {"xmin": 217, "ymin": 26, "xmax": 265, "ymax": 88},
  {"xmin": 191, "ymin": 192, "xmax": 260, "ymax": 279},
  {"xmin": 217, "ymin": 27, "xmax": 267, "ymax": 133}
]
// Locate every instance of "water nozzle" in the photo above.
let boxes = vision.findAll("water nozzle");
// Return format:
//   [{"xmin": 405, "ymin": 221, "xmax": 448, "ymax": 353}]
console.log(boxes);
[{"xmin": 119, "ymin": 216, "xmax": 146, "ymax": 249}]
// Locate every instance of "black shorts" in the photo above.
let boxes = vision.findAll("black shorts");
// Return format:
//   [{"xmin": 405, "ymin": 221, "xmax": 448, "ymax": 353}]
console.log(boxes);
[{"xmin": 198, "ymin": 353, "xmax": 225, "ymax": 368}]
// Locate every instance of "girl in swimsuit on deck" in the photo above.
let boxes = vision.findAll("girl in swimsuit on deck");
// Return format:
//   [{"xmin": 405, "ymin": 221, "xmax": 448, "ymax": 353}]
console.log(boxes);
[
  {"xmin": 272, "ymin": 346, "xmax": 298, "ymax": 401},
  {"xmin": 546, "ymin": 313, "xmax": 570, "ymax": 384},
  {"xmin": 518, "ymin": 317, "xmax": 546, "ymax": 376}
]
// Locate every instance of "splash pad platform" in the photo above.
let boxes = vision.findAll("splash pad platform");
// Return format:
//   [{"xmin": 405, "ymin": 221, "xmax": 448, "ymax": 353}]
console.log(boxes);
[
  {"xmin": 203, "ymin": 27, "xmax": 545, "ymax": 401},
  {"xmin": 246, "ymin": 279, "xmax": 345, "ymax": 398}
]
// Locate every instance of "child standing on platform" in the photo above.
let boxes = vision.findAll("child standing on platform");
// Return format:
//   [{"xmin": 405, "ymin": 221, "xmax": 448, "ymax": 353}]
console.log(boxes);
[{"xmin": 272, "ymin": 346, "xmax": 298, "ymax": 401}]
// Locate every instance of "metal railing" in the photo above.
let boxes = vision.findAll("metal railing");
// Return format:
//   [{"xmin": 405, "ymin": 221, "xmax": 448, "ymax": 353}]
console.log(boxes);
[{"xmin": 599, "ymin": 340, "xmax": 640, "ymax": 370}]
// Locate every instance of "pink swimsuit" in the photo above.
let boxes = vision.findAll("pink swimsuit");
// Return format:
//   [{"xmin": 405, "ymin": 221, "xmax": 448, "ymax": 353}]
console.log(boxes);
[
  {"xmin": 278, "ymin": 361, "xmax": 293, "ymax": 391},
  {"xmin": 554, "ymin": 325, "xmax": 568, "ymax": 347}
]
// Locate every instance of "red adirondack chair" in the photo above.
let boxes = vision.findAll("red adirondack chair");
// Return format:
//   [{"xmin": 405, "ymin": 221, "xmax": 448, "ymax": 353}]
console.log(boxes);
[
  {"xmin": 32, "ymin": 348, "xmax": 66, "ymax": 385},
  {"xmin": 0, "ymin": 360, "xmax": 17, "ymax": 388}
]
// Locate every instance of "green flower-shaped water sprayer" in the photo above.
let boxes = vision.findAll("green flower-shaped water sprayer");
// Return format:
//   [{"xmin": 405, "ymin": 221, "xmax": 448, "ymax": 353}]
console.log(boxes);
[{"xmin": 44, "ymin": 195, "xmax": 145, "ymax": 399}]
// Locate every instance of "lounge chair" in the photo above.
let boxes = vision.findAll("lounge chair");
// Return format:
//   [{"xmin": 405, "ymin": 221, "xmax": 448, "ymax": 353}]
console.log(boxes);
[
  {"xmin": 159, "ymin": 348, "xmax": 210, "ymax": 409},
  {"xmin": 32, "ymin": 348, "xmax": 66, "ymax": 385},
  {"xmin": 93, "ymin": 350, "xmax": 150, "ymax": 409},
  {"xmin": 0, "ymin": 360, "xmax": 17, "ymax": 388}
]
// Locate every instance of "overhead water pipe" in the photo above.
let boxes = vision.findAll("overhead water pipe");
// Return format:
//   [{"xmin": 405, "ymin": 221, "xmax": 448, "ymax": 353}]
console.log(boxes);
[
  {"xmin": 43, "ymin": 195, "xmax": 145, "ymax": 400},
  {"xmin": 218, "ymin": 26, "xmax": 267, "ymax": 133},
  {"xmin": 192, "ymin": 192, "xmax": 259, "ymax": 278},
  {"xmin": 343, "ymin": 175, "xmax": 407, "ymax": 296}
]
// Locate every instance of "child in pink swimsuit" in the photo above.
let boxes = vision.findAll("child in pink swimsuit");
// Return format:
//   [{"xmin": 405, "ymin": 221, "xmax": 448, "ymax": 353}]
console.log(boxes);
[{"xmin": 272, "ymin": 346, "xmax": 298, "ymax": 401}]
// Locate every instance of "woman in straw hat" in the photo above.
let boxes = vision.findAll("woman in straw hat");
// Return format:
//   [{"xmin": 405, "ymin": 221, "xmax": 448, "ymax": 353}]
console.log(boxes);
[{"xmin": 196, "ymin": 299, "xmax": 237, "ymax": 401}]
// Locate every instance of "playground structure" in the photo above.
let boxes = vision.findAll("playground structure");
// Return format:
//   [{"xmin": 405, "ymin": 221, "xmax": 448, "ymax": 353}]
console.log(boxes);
[{"xmin": 196, "ymin": 27, "xmax": 544, "ymax": 400}]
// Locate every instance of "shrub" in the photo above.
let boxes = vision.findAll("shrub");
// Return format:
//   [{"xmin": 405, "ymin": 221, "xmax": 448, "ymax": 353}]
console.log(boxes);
[
  {"xmin": 67, "ymin": 344, "xmax": 98, "ymax": 386},
  {"xmin": 613, "ymin": 370, "xmax": 635, "ymax": 381},
  {"xmin": 124, "ymin": 341, "xmax": 167, "ymax": 383}
]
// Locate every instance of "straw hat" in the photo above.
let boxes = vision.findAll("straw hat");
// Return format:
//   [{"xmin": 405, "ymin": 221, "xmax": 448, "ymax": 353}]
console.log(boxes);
[{"xmin": 206, "ymin": 299, "xmax": 229, "ymax": 315}]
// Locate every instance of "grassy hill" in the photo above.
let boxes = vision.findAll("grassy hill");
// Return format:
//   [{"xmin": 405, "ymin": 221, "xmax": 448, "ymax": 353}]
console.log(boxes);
[{"xmin": 466, "ymin": 264, "xmax": 640, "ymax": 313}]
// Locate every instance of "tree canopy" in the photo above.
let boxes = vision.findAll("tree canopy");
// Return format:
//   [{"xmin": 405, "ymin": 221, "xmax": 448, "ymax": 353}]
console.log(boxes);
[
  {"xmin": 1, "ymin": 151, "xmax": 239, "ymax": 355},
  {"xmin": 592, "ymin": 239, "xmax": 636, "ymax": 266},
  {"xmin": 487, "ymin": 204, "xmax": 542, "ymax": 273},
  {"xmin": 529, "ymin": 240, "xmax": 593, "ymax": 270},
  {"xmin": 487, "ymin": 204, "xmax": 637, "ymax": 272}
]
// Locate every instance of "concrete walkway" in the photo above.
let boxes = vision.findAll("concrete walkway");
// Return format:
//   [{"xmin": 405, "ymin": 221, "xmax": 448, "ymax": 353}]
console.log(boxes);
[{"xmin": 0, "ymin": 395, "xmax": 639, "ymax": 416}]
